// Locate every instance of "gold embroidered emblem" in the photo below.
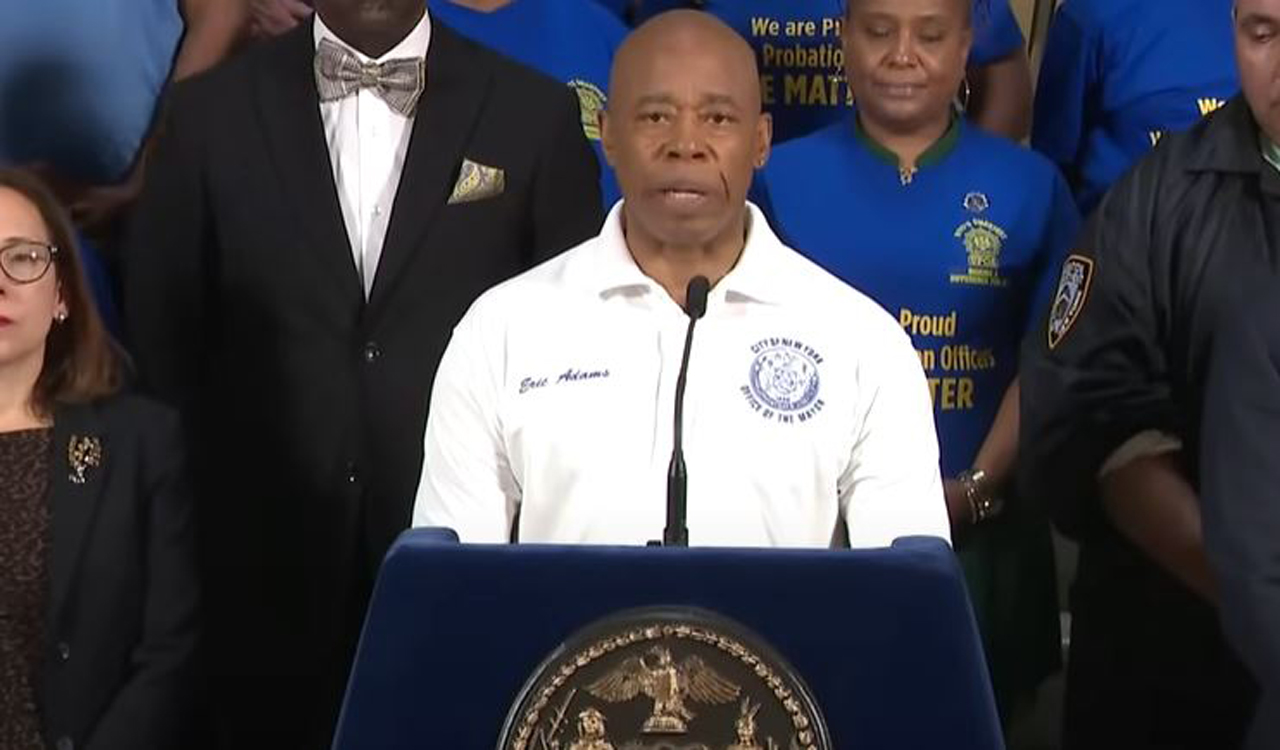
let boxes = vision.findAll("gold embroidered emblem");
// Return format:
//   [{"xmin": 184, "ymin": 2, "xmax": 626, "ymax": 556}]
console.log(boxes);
[
  {"xmin": 568, "ymin": 79, "xmax": 607, "ymax": 142},
  {"xmin": 949, "ymin": 218, "xmax": 1009, "ymax": 287}
]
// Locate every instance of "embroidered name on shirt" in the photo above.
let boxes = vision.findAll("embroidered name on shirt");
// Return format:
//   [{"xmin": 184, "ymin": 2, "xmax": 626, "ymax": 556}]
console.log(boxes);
[
  {"xmin": 740, "ymin": 337, "xmax": 825, "ymax": 424},
  {"xmin": 519, "ymin": 368, "xmax": 611, "ymax": 394}
]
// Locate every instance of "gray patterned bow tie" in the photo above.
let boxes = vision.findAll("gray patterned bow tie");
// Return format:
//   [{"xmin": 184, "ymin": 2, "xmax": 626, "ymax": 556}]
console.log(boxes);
[{"xmin": 314, "ymin": 38, "xmax": 425, "ymax": 116}]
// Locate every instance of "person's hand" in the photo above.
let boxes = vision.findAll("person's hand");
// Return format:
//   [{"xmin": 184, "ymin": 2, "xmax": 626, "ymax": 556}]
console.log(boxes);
[
  {"xmin": 67, "ymin": 180, "xmax": 145, "ymax": 230},
  {"xmin": 943, "ymin": 478, "xmax": 973, "ymax": 529},
  {"xmin": 248, "ymin": 0, "xmax": 313, "ymax": 39},
  {"xmin": 25, "ymin": 162, "xmax": 143, "ymax": 231}
]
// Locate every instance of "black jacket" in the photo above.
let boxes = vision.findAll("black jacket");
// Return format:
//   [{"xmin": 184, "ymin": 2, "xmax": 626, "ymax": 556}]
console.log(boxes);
[
  {"xmin": 122, "ymin": 17, "xmax": 602, "ymax": 747},
  {"xmin": 1020, "ymin": 96, "xmax": 1271, "ymax": 745},
  {"xmin": 38, "ymin": 396, "xmax": 199, "ymax": 750},
  {"xmin": 1202, "ymin": 278, "xmax": 1280, "ymax": 750}
]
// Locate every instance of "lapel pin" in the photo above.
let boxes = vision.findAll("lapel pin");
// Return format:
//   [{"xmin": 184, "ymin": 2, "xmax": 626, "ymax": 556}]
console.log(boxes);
[{"xmin": 68, "ymin": 435, "xmax": 103, "ymax": 485}]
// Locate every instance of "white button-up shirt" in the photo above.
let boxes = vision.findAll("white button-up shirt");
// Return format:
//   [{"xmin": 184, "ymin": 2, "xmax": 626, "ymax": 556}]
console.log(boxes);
[
  {"xmin": 413, "ymin": 202, "xmax": 949, "ymax": 548},
  {"xmin": 314, "ymin": 11, "xmax": 430, "ymax": 295}
]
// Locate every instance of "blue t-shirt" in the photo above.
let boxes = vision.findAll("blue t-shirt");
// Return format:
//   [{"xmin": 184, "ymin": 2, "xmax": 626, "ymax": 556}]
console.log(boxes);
[
  {"xmin": 591, "ymin": 0, "xmax": 632, "ymax": 23},
  {"xmin": 639, "ymin": 0, "xmax": 1024, "ymax": 143},
  {"xmin": 0, "ymin": 0, "xmax": 182, "ymax": 183},
  {"xmin": 1032, "ymin": 0, "xmax": 1239, "ymax": 214},
  {"xmin": 430, "ymin": 0, "xmax": 626, "ymax": 208},
  {"xmin": 758, "ymin": 120, "xmax": 1079, "ymax": 475}
]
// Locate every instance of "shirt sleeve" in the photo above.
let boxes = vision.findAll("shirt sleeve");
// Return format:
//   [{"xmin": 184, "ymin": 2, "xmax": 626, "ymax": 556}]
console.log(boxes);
[
  {"xmin": 1031, "ymin": 4, "xmax": 1098, "ymax": 195},
  {"xmin": 412, "ymin": 304, "xmax": 521, "ymax": 543},
  {"xmin": 1018, "ymin": 160, "xmax": 1179, "ymax": 540},
  {"xmin": 969, "ymin": 0, "xmax": 1025, "ymax": 67},
  {"xmin": 1023, "ymin": 169, "xmax": 1083, "ymax": 335},
  {"xmin": 839, "ymin": 320, "xmax": 951, "ymax": 547}
]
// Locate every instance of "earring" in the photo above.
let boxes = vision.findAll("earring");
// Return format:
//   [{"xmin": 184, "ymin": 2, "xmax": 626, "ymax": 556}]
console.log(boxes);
[
  {"xmin": 55, "ymin": 311, "xmax": 68, "ymax": 322},
  {"xmin": 955, "ymin": 77, "xmax": 972, "ymax": 114}
]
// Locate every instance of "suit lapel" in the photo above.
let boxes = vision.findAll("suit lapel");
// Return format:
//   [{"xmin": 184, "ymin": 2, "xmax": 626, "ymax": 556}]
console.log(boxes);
[
  {"xmin": 256, "ymin": 21, "xmax": 365, "ymax": 307},
  {"xmin": 366, "ymin": 24, "xmax": 493, "ymax": 319},
  {"xmin": 48, "ymin": 403, "xmax": 107, "ymax": 623}
]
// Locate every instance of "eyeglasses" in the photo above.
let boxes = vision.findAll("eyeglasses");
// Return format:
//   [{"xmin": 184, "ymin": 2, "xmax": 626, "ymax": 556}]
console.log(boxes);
[{"xmin": 0, "ymin": 239, "xmax": 58, "ymax": 284}]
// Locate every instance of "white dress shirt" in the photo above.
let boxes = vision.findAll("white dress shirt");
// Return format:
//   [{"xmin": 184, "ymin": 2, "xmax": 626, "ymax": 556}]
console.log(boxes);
[
  {"xmin": 413, "ymin": 202, "xmax": 950, "ymax": 548},
  {"xmin": 314, "ymin": 12, "xmax": 431, "ymax": 296}
]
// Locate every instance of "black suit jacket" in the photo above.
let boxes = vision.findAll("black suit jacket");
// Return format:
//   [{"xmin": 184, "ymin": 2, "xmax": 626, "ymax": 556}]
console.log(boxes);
[
  {"xmin": 1202, "ymin": 279, "xmax": 1280, "ymax": 750},
  {"xmin": 122, "ymin": 16, "xmax": 602, "ymax": 741},
  {"xmin": 37, "ymin": 396, "xmax": 199, "ymax": 750}
]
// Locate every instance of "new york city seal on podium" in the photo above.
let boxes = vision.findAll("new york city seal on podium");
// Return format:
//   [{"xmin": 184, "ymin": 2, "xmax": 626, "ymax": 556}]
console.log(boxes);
[{"xmin": 498, "ymin": 608, "xmax": 831, "ymax": 750}]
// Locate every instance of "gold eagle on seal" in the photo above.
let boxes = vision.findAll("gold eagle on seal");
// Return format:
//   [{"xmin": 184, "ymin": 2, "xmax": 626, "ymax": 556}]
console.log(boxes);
[{"xmin": 584, "ymin": 644, "xmax": 740, "ymax": 734}]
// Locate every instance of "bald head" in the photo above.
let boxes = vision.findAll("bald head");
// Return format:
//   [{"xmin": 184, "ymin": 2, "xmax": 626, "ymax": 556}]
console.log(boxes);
[
  {"xmin": 609, "ymin": 10, "xmax": 762, "ymax": 116},
  {"xmin": 599, "ymin": 9, "xmax": 772, "ymax": 256}
]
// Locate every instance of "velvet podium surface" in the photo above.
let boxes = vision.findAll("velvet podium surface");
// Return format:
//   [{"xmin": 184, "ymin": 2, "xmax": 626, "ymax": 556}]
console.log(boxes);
[{"xmin": 332, "ymin": 530, "xmax": 1002, "ymax": 750}]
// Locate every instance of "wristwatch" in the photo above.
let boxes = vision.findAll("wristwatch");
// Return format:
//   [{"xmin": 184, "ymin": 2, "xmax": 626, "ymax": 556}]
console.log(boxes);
[{"xmin": 956, "ymin": 468, "xmax": 1003, "ymax": 524}]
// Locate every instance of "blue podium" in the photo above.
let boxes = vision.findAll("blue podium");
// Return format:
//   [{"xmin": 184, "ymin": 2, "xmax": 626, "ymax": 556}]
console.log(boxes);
[{"xmin": 332, "ymin": 530, "xmax": 1002, "ymax": 749}]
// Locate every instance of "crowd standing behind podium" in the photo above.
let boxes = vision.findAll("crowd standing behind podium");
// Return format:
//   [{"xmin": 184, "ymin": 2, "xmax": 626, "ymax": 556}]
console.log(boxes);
[{"xmin": 0, "ymin": 1, "xmax": 1276, "ymax": 750}]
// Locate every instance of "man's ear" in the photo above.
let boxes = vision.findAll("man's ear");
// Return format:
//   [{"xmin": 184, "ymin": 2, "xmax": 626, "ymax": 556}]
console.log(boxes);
[
  {"xmin": 600, "ymin": 109, "xmax": 618, "ymax": 168},
  {"xmin": 754, "ymin": 112, "xmax": 773, "ymax": 169}
]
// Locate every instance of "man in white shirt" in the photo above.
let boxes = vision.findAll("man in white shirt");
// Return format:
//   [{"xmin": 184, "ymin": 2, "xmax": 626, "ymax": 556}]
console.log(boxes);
[
  {"xmin": 124, "ymin": 0, "xmax": 604, "ymax": 747},
  {"xmin": 414, "ymin": 10, "xmax": 949, "ymax": 548}
]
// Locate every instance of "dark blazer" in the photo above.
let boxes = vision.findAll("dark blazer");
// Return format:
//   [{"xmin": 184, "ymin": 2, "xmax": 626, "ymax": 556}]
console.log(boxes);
[
  {"xmin": 122, "ymin": 15, "xmax": 603, "ymax": 748},
  {"xmin": 1202, "ymin": 279, "xmax": 1280, "ymax": 750},
  {"xmin": 37, "ymin": 395, "xmax": 199, "ymax": 750}
]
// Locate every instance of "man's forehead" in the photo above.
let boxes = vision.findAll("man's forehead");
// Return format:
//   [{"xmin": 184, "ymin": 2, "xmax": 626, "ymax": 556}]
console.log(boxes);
[
  {"xmin": 1238, "ymin": 0, "xmax": 1280, "ymax": 21},
  {"xmin": 627, "ymin": 90, "xmax": 744, "ymax": 107},
  {"xmin": 614, "ymin": 57, "xmax": 755, "ymax": 105}
]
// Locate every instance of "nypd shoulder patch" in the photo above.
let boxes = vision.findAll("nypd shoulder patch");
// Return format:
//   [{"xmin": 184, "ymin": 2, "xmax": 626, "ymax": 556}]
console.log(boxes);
[{"xmin": 1047, "ymin": 254, "xmax": 1094, "ymax": 349}]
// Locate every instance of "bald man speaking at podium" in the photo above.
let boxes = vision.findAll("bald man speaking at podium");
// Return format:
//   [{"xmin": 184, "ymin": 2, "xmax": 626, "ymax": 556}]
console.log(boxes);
[{"xmin": 413, "ymin": 11, "xmax": 949, "ymax": 549}]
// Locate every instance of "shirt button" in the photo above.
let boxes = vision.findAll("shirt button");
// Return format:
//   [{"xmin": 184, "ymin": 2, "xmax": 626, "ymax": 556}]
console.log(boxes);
[
  {"xmin": 56, "ymin": 738, "xmax": 73, "ymax": 750},
  {"xmin": 373, "ymin": 205, "xmax": 384, "ymax": 217},
  {"xmin": 346, "ymin": 463, "xmax": 360, "ymax": 485},
  {"xmin": 362, "ymin": 342, "xmax": 381, "ymax": 363},
  {"xmin": 58, "ymin": 642, "xmax": 71, "ymax": 661}
]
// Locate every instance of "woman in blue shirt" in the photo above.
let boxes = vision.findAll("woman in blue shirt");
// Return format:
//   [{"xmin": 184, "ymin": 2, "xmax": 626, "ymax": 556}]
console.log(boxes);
[
  {"xmin": 633, "ymin": 0, "xmax": 1032, "ymax": 143},
  {"xmin": 758, "ymin": 0, "xmax": 1079, "ymax": 726},
  {"xmin": 1032, "ymin": 0, "xmax": 1239, "ymax": 214}
]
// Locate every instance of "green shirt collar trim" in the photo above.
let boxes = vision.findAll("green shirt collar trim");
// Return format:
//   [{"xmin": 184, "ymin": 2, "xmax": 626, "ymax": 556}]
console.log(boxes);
[
  {"xmin": 853, "ymin": 114, "xmax": 963, "ymax": 172},
  {"xmin": 1262, "ymin": 130, "xmax": 1280, "ymax": 174}
]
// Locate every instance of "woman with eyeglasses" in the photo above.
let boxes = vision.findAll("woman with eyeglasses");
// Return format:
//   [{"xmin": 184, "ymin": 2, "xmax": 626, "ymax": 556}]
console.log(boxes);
[
  {"xmin": 755, "ymin": 0, "xmax": 1078, "ymax": 729},
  {"xmin": 0, "ymin": 168, "xmax": 199, "ymax": 750}
]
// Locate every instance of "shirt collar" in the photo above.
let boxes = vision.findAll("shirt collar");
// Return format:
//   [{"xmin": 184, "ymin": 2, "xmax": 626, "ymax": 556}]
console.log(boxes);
[
  {"xmin": 583, "ymin": 201, "xmax": 795, "ymax": 307},
  {"xmin": 853, "ymin": 113, "xmax": 963, "ymax": 172},
  {"xmin": 1185, "ymin": 96, "xmax": 1267, "ymax": 176},
  {"xmin": 1262, "ymin": 131, "xmax": 1280, "ymax": 174},
  {"xmin": 313, "ymin": 7, "xmax": 432, "ymax": 64}
]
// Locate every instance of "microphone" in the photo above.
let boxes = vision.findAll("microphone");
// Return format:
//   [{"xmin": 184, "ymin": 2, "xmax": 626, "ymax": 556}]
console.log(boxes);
[{"xmin": 663, "ymin": 275, "xmax": 710, "ymax": 547}]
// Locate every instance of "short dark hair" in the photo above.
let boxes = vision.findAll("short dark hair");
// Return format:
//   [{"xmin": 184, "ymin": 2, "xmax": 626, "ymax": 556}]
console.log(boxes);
[{"xmin": 0, "ymin": 168, "xmax": 122, "ymax": 415}]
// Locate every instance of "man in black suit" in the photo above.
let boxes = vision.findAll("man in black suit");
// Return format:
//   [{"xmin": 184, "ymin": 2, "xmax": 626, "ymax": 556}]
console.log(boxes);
[
  {"xmin": 1202, "ymin": 278, "xmax": 1280, "ymax": 750},
  {"xmin": 122, "ymin": 0, "xmax": 603, "ymax": 746}
]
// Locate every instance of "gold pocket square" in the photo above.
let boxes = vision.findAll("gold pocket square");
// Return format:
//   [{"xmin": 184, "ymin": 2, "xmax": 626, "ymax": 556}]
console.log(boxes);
[{"xmin": 448, "ymin": 159, "xmax": 505, "ymax": 204}]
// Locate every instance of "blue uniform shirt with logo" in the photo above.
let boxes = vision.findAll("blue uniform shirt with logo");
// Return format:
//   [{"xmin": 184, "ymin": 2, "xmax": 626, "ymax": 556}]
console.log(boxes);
[
  {"xmin": 758, "ymin": 119, "xmax": 1079, "ymax": 476},
  {"xmin": 1032, "ymin": 0, "xmax": 1239, "ymax": 214},
  {"xmin": 429, "ymin": 0, "xmax": 626, "ymax": 207},
  {"xmin": 637, "ymin": 0, "xmax": 1024, "ymax": 143},
  {"xmin": 0, "ymin": 0, "xmax": 182, "ymax": 183}
]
